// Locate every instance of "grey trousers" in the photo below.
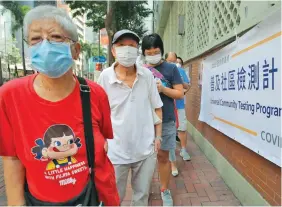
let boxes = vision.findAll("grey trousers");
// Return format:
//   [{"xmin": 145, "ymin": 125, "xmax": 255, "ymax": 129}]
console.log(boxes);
[{"xmin": 114, "ymin": 153, "xmax": 157, "ymax": 206}]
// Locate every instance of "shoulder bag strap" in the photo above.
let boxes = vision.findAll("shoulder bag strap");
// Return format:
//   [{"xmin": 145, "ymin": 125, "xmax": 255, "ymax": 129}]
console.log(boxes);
[
  {"xmin": 142, "ymin": 67, "xmax": 161, "ymax": 125},
  {"xmin": 77, "ymin": 76, "xmax": 95, "ymax": 180}
]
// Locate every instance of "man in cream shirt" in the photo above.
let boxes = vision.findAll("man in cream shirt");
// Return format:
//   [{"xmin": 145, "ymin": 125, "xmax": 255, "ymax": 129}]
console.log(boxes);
[{"xmin": 98, "ymin": 30, "xmax": 163, "ymax": 206}]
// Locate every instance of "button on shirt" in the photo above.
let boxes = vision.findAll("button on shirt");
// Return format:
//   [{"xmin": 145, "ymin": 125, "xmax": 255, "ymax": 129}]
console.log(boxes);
[{"xmin": 98, "ymin": 63, "xmax": 163, "ymax": 164}]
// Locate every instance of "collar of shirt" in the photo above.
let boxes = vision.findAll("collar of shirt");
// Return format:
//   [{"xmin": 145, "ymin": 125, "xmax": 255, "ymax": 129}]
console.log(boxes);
[{"xmin": 108, "ymin": 62, "xmax": 144, "ymax": 84}]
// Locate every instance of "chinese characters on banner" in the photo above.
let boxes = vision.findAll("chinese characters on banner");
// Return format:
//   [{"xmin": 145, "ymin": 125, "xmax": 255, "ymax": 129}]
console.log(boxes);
[
  {"xmin": 199, "ymin": 10, "xmax": 281, "ymax": 167},
  {"xmin": 210, "ymin": 58, "xmax": 278, "ymax": 92}
]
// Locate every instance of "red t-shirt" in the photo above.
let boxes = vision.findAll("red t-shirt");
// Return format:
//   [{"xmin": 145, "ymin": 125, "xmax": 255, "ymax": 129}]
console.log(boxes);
[{"xmin": 0, "ymin": 74, "xmax": 119, "ymax": 205}]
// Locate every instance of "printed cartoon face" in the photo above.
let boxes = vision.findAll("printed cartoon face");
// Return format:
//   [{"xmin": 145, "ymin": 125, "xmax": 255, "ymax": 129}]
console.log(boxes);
[
  {"xmin": 32, "ymin": 124, "xmax": 82, "ymax": 162},
  {"xmin": 42, "ymin": 134, "xmax": 78, "ymax": 160}
]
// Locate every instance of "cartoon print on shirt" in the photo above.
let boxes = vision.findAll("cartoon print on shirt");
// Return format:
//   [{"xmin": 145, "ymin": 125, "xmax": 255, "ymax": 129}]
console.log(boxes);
[{"xmin": 32, "ymin": 124, "xmax": 82, "ymax": 170}]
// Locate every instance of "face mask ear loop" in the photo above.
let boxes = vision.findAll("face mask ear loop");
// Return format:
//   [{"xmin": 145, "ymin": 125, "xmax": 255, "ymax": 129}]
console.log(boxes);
[{"xmin": 70, "ymin": 42, "xmax": 79, "ymax": 59}]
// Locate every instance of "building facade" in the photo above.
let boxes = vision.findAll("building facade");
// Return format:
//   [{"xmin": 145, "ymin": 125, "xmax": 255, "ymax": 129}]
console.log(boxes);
[
  {"xmin": 85, "ymin": 26, "xmax": 97, "ymax": 44},
  {"xmin": 72, "ymin": 15, "xmax": 85, "ymax": 76},
  {"xmin": 57, "ymin": 0, "xmax": 85, "ymax": 76},
  {"xmin": 154, "ymin": 1, "xmax": 280, "ymax": 61},
  {"xmin": 18, "ymin": 0, "xmax": 57, "ymax": 8},
  {"xmin": 0, "ymin": 4, "xmax": 13, "ymax": 80},
  {"xmin": 34, "ymin": 0, "xmax": 57, "ymax": 7},
  {"xmin": 154, "ymin": 1, "xmax": 281, "ymax": 206},
  {"xmin": 15, "ymin": 0, "xmax": 58, "ymax": 72},
  {"xmin": 143, "ymin": 0, "xmax": 154, "ymax": 35},
  {"xmin": 0, "ymin": 5, "xmax": 13, "ymax": 56}
]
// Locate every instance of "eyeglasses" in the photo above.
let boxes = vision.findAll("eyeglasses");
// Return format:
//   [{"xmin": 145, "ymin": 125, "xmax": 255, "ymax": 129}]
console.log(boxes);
[{"xmin": 25, "ymin": 34, "xmax": 76, "ymax": 46}]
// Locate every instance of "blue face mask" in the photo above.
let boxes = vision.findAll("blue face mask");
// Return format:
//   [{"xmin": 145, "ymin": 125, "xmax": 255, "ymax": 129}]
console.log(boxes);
[{"xmin": 30, "ymin": 40, "xmax": 74, "ymax": 78}]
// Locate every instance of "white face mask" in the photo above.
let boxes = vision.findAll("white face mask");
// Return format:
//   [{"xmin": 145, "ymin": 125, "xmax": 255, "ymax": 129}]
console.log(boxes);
[
  {"xmin": 115, "ymin": 46, "xmax": 138, "ymax": 67},
  {"xmin": 176, "ymin": 63, "xmax": 181, "ymax": 68},
  {"xmin": 145, "ymin": 54, "xmax": 162, "ymax": 65}
]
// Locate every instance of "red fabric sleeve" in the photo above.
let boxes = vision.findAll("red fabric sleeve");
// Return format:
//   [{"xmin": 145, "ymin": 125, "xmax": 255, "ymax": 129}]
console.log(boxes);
[
  {"xmin": 99, "ymin": 90, "xmax": 114, "ymax": 139},
  {"xmin": 0, "ymin": 92, "xmax": 16, "ymax": 157}
]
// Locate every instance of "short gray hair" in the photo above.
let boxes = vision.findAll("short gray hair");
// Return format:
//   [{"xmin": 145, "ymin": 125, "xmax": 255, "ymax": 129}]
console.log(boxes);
[{"xmin": 23, "ymin": 5, "xmax": 78, "ymax": 41}]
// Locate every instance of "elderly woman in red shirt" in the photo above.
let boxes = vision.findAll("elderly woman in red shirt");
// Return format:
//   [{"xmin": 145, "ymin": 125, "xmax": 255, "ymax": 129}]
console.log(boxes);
[{"xmin": 0, "ymin": 5, "xmax": 119, "ymax": 206}]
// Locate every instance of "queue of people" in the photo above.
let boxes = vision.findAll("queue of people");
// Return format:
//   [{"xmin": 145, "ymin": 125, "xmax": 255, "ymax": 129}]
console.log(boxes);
[{"xmin": 0, "ymin": 5, "xmax": 191, "ymax": 207}]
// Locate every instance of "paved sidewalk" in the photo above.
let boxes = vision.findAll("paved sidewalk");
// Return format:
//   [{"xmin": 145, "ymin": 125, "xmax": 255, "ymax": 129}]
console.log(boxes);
[
  {"xmin": 0, "ymin": 158, "xmax": 6, "ymax": 206},
  {"xmin": 122, "ymin": 134, "xmax": 241, "ymax": 206},
  {"xmin": 0, "ymin": 134, "xmax": 241, "ymax": 206}
]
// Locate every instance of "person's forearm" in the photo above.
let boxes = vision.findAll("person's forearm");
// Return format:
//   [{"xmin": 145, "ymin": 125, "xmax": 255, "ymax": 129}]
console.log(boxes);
[
  {"xmin": 162, "ymin": 87, "xmax": 184, "ymax": 99},
  {"xmin": 155, "ymin": 108, "xmax": 162, "ymax": 121},
  {"xmin": 155, "ymin": 123, "xmax": 162, "ymax": 138},
  {"xmin": 155, "ymin": 108, "xmax": 162, "ymax": 137},
  {"xmin": 3, "ymin": 156, "xmax": 25, "ymax": 206},
  {"xmin": 183, "ymin": 83, "xmax": 189, "ymax": 89},
  {"xmin": 184, "ymin": 85, "xmax": 191, "ymax": 94}
]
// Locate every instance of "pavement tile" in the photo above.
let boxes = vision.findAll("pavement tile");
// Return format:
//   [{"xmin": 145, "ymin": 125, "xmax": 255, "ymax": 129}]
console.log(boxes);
[
  {"xmin": 149, "ymin": 193, "xmax": 161, "ymax": 200},
  {"xmin": 202, "ymin": 200, "xmax": 241, "ymax": 206},
  {"xmin": 175, "ymin": 179, "xmax": 186, "ymax": 189},
  {"xmin": 174, "ymin": 188, "xmax": 188, "ymax": 195},
  {"xmin": 174, "ymin": 192, "xmax": 199, "ymax": 199},
  {"xmin": 215, "ymin": 190, "xmax": 234, "ymax": 196},
  {"xmin": 205, "ymin": 186, "xmax": 219, "ymax": 202},
  {"xmin": 219, "ymin": 194, "xmax": 238, "ymax": 201},
  {"xmin": 190, "ymin": 197, "xmax": 210, "ymax": 206},
  {"xmin": 194, "ymin": 183, "xmax": 208, "ymax": 197},
  {"xmin": 181, "ymin": 197, "xmax": 192, "ymax": 206},
  {"xmin": 212, "ymin": 186, "xmax": 230, "ymax": 191},
  {"xmin": 150, "ymin": 199, "xmax": 162, "ymax": 206},
  {"xmin": 174, "ymin": 196, "xmax": 182, "ymax": 206},
  {"xmin": 198, "ymin": 175, "xmax": 210, "ymax": 185},
  {"xmin": 210, "ymin": 180, "xmax": 227, "ymax": 187},
  {"xmin": 184, "ymin": 181, "xmax": 196, "ymax": 193}
]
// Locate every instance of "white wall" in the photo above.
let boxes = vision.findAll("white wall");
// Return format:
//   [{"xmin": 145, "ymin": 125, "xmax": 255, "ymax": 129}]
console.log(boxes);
[
  {"xmin": 143, "ymin": 0, "xmax": 154, "ymax": 35},
  {"xmin": 0, "ymin": 5, "xmax": 13, "ymax": 54},
  {"xmin": 85, "ymin": 26, "xmax": 97, "ymax": 44}
]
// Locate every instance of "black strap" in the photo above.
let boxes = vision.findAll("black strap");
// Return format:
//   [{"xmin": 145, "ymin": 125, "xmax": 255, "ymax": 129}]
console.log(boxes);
[{"xmin": 77, "ymin": 77, "xmax": 95, "ymax": 179}]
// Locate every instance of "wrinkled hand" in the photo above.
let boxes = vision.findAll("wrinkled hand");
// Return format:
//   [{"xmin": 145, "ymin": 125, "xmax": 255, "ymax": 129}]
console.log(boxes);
[
  {"xmin": 104, "ymin": 140, "xmax": 108, "ymax": 153},
  {"xmin": 154, "ymin": 139, "xmax": 161, "ymax": 153},
  {"xmin": 156, "ymin": 80, "xmax": 164, "ymax": 93}
]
